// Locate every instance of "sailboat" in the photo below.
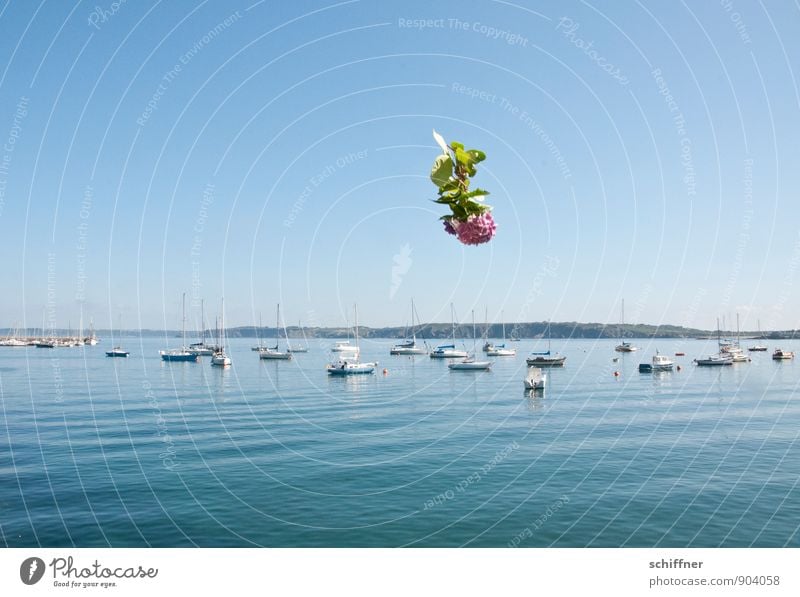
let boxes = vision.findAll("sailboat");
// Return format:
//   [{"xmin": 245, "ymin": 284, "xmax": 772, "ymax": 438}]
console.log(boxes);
[
  {"xmin": 694, "ymin": 318, "xmax": 733, "ymax": 366},
  {"xmin": 288, "ymin": 320, "xmax": 309, "ymax": 353},
  {"xmin": 251, "ymin": 312, "xmax": 266, "ymax": 351},
  {"xmin": 526, "ymin": 320, "xmax": 566, "ymax": 367},
  {"xmin": 259, "ymin": 304, "xmax": 292, "ymax": 360},
  {"xmin": 85, "ymin": 318, "xmax": 99, "ymax": 345},
  {"xmin": 390, "ymin": 299, "xmax": 427, "ymax": 355},
  {"xmin": 190, "ymin": 299, "xmax": 218, "ymax": 356},
  {"xmin": 449, "ymin": 310, "xmax": 492, "ymax": 370},
  {"xmin": 748, "ymin": 319, "xmax": 768, "ymax": 352},
  {"xmin": 160, "ymin": 293, "xmax": 199, "ymax": 362},
  {"xmin": 327, "ymin": 304, "xmax": 376, "ymax": 375},
  {"xmin": 430, "ymin": 304, "xmax": 468, "ymax": 358},
  {"xmin": 614, "ymin": 299, "xmax": 638, "ymax": 352},
  {"xmin": 105, "ymin": 313, "xmax": 129, "ymax": 357},
  {"xmin": 211, "ymin": 298, "xmax": 231, "ymax": 367},
  {"xmin": 722, "ymin": 313, "xmax": 751, "ymax": 362},
  {"xmin": 487, "ymin": 311, "xmax": 516, "ymax": 356}
]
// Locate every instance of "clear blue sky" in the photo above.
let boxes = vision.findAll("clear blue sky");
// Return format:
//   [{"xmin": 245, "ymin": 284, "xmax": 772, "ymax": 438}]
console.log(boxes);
[{"xmin": 1, "ymin": 0, "xmax": 799, "ymax": 331}]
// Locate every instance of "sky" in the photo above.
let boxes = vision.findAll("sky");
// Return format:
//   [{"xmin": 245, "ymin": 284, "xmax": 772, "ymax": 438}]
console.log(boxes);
[{"xmin": 0, "ymin": 0, "xmax": 799, "ymax": 332}]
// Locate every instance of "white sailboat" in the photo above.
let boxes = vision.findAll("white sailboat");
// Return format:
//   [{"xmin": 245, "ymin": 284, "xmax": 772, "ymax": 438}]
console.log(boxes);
[
  {"xmin": 449, "ymin": 310, "xmax": 492, "ymax": 371},
  {"xmin": 190, "ymin": 299, "xmax": 218, "ymax": 356},
  {"xmin": 211, "ymin": 298, "xmax": 231, "ymax": 367},
  {"xmin": 259, "ymin": 304, "xmax": 292, "ymax": 360},
  {"xmin": 430, "ymin": 304, "xmax": 468, "ymax": 358},
  {"xmin": 487, "ymin": 311, "xmax": 516, "ymax": 356},
  {"xmin": 327, "ymin": 304, "xmax": 376, "ymax": 375},
  {"xmin": 390, "ymin": 298, "xmax": 427, "ymax": 355},
  {"xmin": 694, "ymin": 319, "xmax": 733, "ymax": 366},
  {"xmin": 160, "ymin": 293, "xmax": 200, "ymax": 362},
  {"xmin": 288, "ymin": 320, "xmax": 309, "ymax": 353},
  {"xmin": 614, "ymin": 299, "xmax": 638, "ymax": 352}
]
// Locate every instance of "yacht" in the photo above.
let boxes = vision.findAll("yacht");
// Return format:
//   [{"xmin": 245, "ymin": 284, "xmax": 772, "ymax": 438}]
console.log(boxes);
[
  {"xmin": 430, "ymin": 304, "xmax": 468, "ymax": 359},
  {"xmin": 160, "ymin": 293, "xmax": 200, "ymax": 362},
  {"xmin": 390, "ymin": 299, "xmax": 427, "ymax": 355},
  {"xmin": 327, "ymin": 305, "xmax": 376, "ymax": 375}
]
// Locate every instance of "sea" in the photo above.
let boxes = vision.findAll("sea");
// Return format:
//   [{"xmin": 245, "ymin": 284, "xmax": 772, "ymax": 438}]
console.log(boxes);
[{"xmin": 1, "ymin": 336, "xmax": 798, "ymax": 547}]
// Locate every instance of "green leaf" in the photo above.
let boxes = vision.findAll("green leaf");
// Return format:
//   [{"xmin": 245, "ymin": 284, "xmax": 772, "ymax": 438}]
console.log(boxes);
[
  {"xmin": 430, "ymin": 154, "xmax": 453, "ymax": 187},
  {"xmin": 451, "ymin": 141, "xmax": 464, "ymax": 151},
  {"xmin": 467, "ymin": 149, "xmax": 486, "ymax": 163}
]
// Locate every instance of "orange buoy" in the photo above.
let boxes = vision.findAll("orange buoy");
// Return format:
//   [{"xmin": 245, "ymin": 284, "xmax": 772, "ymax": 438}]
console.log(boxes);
[{"xmin": 382, "ymin": 368, "xmax": 388, "ymax": 375}]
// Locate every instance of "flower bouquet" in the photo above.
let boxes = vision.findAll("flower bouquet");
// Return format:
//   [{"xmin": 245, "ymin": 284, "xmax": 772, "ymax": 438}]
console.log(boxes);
[{"xmin": 431, "ymin": 130, "xmax": 496, "ymax": 245}]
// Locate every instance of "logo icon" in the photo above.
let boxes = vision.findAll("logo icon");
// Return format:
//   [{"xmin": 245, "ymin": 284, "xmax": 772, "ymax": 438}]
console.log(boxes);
[{"xmin": 20, "ymin": 557, "xmax": 45, "ymax": 585}]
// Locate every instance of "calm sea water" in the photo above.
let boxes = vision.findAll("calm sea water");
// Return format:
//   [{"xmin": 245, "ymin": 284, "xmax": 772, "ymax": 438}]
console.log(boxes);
[{"xmin": 1, "ymin": 336, "xmax": 798, "ymax": 547}]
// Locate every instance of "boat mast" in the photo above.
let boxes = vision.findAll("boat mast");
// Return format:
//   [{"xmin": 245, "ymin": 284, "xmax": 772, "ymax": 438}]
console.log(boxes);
[
  {"xmin": 181, "ymin": 292, "xmax": 187, "ymax": 350},
  {"xmin": 501, "ymin": 311, "xmax": 506, "ymax": 342},
  {"xmin": 411, "ymin": 298, "xmax": 416, "ymax": 344},
  {"xmin": 450, "ymin": 303, "xmax": 456, "ymax": 344},
  {"xmin": 354, "ymin": 304, "xmax": 360, "ymax": 348},
  {"xmin": 220, "ymin": 298, "xmax": 224, "ymax": 350},
  {"xmin": 201, "ymin": 299, "xmax": 205, "ymax": 345}
]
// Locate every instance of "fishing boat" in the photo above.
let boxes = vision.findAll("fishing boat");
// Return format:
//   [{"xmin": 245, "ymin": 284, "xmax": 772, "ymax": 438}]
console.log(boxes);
[
  {"xmin": 694, "ymin": 318, "xmax": 733, "ymax": 366},
  {"xmin": 390, "ymin": 299, "xmax": 427, "ymax": 355},
  {"xmin": 210, "ymin": 298, "xmax": 231, "ymax": 367},
  {"xmin": 639, "ymin": 351, "xmax": 674, "ymax": 372},
  {"xmin": 486, "ymin": 313, "xmax": 516, "ymax": 356},
  {"xmin": 105, "ymin": 347, "xmax": 129, "ymax": 357},
  {"xmin": 526, "ymin": 320, "xmax": 566, "ymax": 367},
  {"xmin": 327, "ymin": 305, "xmax": 376, "ymax": 375},
  {"xmin": 160, "ymin": 293, "xmax": 199, "ymax": 362},
  {"xmin": 614, "ymin": 299, "xmax": 638, "ymax": 352},
  {"xmin": 772, "ymin": 348, "xmax": 794, "ymax": 360},
  {"xmin": 430, "ymin": 304, "xmax": 468, "ymax": 359},
  {"xmin": 449, "ymin": 311, "xmax": 492, "ymax": 371},
  {"xmin": 524, "ymin": 366, "xmax": 546, "ymax": 390},
  {"xmin": 259, "ymin": 304, "xmax": 292, "ymax": 360}
]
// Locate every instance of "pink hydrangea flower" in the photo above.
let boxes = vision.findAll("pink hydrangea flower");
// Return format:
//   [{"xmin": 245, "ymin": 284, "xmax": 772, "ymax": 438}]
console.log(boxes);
[{"xmin": 453, "ymin": 212, "xmax": 496, "ymax": 245}]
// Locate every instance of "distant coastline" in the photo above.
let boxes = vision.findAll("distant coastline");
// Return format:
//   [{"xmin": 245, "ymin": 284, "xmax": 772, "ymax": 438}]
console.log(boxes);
[{"xmin": 4, "ymin": 322, "xmax": 796, "ymax": 340}]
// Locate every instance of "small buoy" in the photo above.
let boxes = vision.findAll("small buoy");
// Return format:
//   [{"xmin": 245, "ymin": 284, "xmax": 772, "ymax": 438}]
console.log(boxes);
[
  {"xmin": 677, "ymin": 365, "xmax": 682, "ymax": 371},
  {"xmin": 382, "ymin": 368, "xmax": 388, "ymax": 375},
  {"xmin": 613, "ymin": 371, "xmax": 620, "ymax": 377}
]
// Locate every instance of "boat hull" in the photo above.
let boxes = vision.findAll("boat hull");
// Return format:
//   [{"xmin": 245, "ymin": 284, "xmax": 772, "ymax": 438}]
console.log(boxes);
[
  {"xmin": 449, "ymin": 361, "xmax": 492, "ymax": 370},
  {"xmin": 526, "ymin": 356, "xmax": 566, "ymax": 367},
  {"xmin": 259, "ymin": 350, "xmax": 292, "ymax": 360},
  {"xmin": 160, "ymin": 351, "xmax": 199, "ymax": 362},
  {"xmin": 390, "ymin": 347, "xmax": 427, "ymax": 355}
]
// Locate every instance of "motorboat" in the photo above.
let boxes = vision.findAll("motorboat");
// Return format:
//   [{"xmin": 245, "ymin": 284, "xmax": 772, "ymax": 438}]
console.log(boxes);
[
  {"xmin": 524, "ymin": 367, "xmax": 546, "ymax": 390},
  {"xmin": 639, "ymin": 352, "xmax": 674, "ymax": 372},
  {"xmin": 772, "ymin": 349, "xmax": 794, "ymax": 360},
  {"xmin": 105, "ymin": 347, "xmax": 129, "ymax": 357}
]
